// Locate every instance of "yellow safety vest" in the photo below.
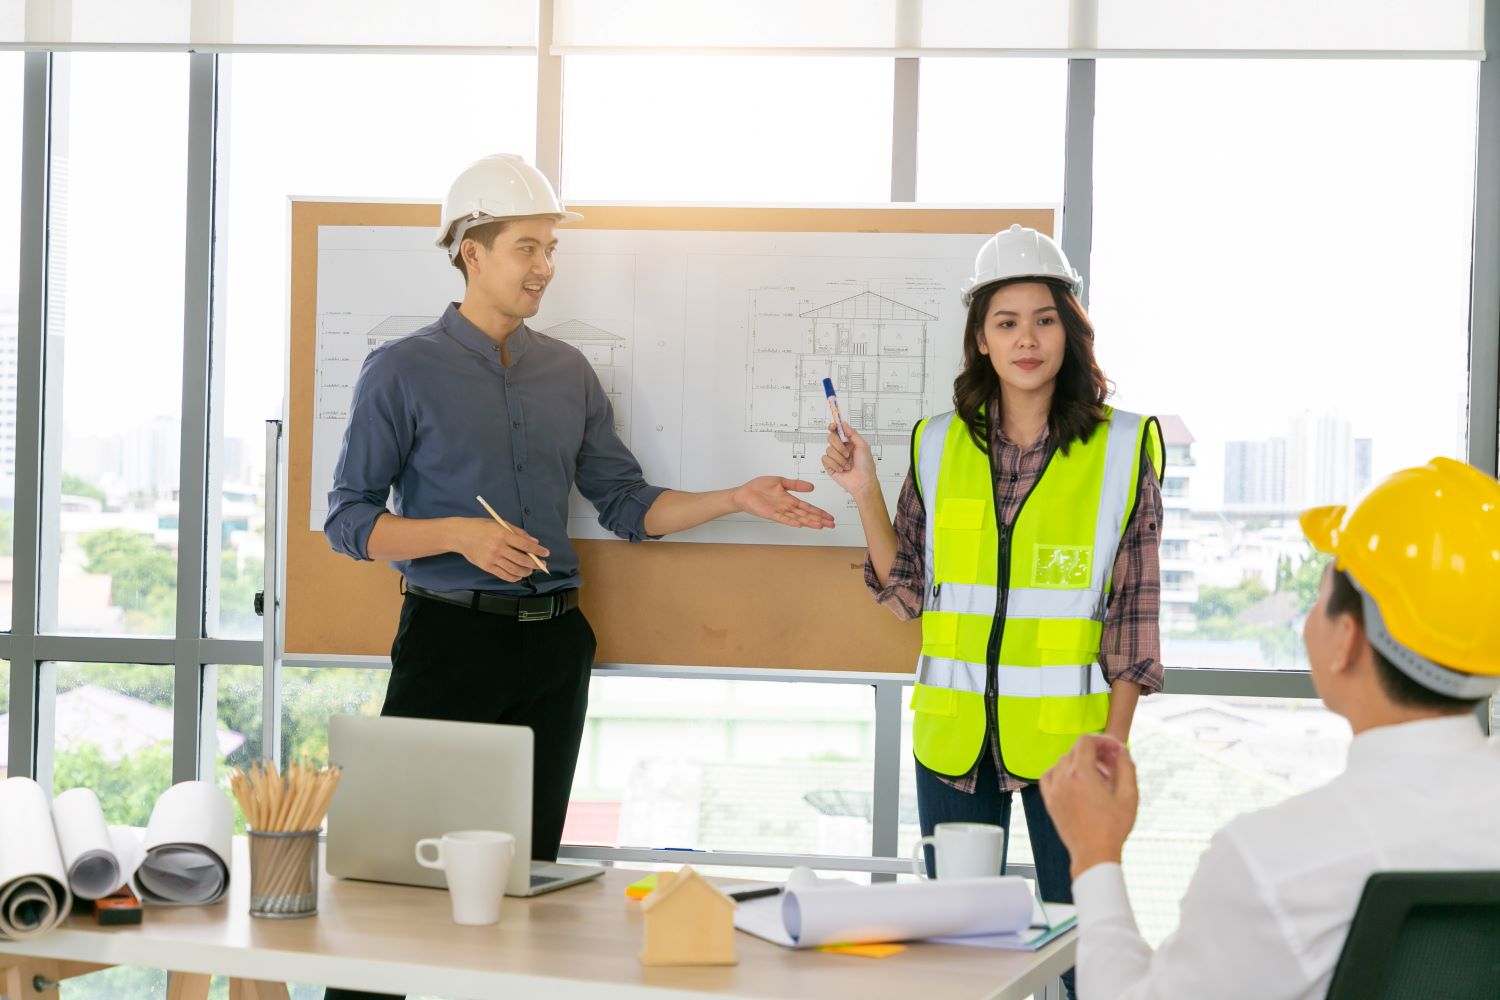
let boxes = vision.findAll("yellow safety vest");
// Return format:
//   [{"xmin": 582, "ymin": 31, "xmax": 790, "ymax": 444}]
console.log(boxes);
[{"xmin": 910, "ymin": 406, "xmax": 1164, "ymax": 781}]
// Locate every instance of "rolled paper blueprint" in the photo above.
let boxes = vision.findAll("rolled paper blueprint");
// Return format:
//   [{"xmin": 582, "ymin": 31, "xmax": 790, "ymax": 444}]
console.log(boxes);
[
  {"xmin": 52, "ymin": 787, "xmax": 120, "ymax": 900},
  {"xmin": 737, "ymin": 875, "xmax": 1036, "ymax": 948},
  {"xmin": 131, "ymin": 780, "xmax": 233, "ymax": 905},
  {"xmin": 0, "ymin": 777, "xmax": 72, "ymax": 940},
  {"xmin": 108, "ymin": 825, "xmax": 144, "ymax": 896}
]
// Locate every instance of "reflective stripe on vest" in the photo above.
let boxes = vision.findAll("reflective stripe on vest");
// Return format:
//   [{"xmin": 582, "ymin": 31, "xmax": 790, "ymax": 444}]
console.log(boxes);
[{"xmin": 910, "ymin": 406, "xmax": 1156, "ymax": 780}]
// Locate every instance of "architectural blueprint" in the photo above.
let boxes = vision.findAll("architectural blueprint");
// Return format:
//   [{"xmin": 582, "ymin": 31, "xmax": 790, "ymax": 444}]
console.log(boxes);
[{"xmin": 310, "ymin": 224, "xmax": 989, "ymax": 544}]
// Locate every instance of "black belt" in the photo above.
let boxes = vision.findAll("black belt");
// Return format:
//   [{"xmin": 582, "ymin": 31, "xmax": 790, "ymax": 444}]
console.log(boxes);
[{"xmin": 405, "ymin": 583, "xmax": 580, "ymax": 621}]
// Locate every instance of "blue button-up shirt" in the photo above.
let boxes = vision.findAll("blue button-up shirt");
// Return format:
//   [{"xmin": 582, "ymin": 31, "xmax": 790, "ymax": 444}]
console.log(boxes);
[{"xmin": 324, "ymin": 304, "xmax": 666, "ymax": 594}]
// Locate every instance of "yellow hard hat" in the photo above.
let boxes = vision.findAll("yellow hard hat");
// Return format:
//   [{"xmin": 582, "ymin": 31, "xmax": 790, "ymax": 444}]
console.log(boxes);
[{"xmin": 1300, "ymin": 457, "xmax": 1500, "ymax": 696}]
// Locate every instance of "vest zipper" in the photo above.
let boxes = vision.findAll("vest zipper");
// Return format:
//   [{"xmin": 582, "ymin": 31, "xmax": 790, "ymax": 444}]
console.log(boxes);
[{"xmin": 986, "ymin": 445, "xmax": 1056, "ymax": 783}]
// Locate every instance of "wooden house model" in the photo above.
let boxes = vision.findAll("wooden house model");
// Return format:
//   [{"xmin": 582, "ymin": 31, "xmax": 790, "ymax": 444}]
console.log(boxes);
[{"xmin": 639, "ymin": 866, "xmax": 738, "ymax": 967}]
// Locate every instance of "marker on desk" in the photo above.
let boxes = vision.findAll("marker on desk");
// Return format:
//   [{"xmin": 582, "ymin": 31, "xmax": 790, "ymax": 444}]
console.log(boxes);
[{"xmin": 822, "ymin": 378, "xmax": 849, "ymax": 444}]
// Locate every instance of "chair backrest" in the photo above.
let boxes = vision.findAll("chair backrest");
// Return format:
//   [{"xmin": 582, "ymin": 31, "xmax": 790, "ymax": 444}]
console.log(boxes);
[{"xmin": 1325, "ymin": 871, "xmax": 1500, "ymax": 1000}]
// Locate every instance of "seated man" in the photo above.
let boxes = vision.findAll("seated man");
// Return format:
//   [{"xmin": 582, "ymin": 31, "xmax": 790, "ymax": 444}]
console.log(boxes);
[{"xmin": 1041, "ymin": 456, "xmax": 1500, "ymax": 999}]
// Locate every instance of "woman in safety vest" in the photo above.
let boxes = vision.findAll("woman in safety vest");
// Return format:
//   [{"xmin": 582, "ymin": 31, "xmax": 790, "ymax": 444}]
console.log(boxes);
[{"xmin": 824, "ymin": 226, "xmax": 1164, "ymax": 998}]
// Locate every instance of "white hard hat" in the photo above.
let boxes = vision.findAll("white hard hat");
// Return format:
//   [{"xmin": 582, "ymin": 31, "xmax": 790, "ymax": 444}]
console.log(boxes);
[
  {"xmin": 959, "ymin": 225, "xmax": 1081, "ymax": 306},
  {"xmin": 435, "ymin": 154, "xmax": 582, "ymax": 260}
]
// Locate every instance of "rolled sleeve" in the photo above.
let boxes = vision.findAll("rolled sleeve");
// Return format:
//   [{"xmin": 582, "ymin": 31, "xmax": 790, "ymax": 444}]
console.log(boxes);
[
  {"xmin": 324, "ymin": 351, "xmax": 412, "ymax": 562},
  {"xmin": 1099, "ymin": 460, "xmax": 1166, "ymax": 695},
  {"xmin": 864, "ymin": 471, "xmax": 925, "ymax": 621},
  {"xmin": 573, "ymin": 368, "xmax": 666, "ymax": 542}
]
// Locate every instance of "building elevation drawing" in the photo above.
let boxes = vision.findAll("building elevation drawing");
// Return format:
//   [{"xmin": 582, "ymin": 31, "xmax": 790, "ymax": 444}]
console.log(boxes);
[{"xmin": 748, "ymin": 289, "xmax": 937, "ymax": 459}]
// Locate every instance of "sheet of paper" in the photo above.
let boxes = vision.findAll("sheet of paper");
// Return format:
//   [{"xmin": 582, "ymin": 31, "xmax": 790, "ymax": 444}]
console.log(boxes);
[
  {"xmin": 733, "ymin": 876, "xmax": 1036, "ymax": 949},
  {"xmin": 310, "ymin": 225, "xmax": 984, "ymax": 545},
  {"xmin": 131, "ymin": 780, "xmax": 232, "ymax": 905},
  {"xmin": 932, "ymin": 903, "xmax": 1079, "ymax": 950},
  {"xmin": 0, "ymin": 777, "xmax": 72, "ymax": 940}
]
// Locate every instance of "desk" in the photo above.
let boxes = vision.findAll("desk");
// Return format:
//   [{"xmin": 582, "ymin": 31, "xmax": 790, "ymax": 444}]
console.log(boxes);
[{"xmin": 0, "ymin": 840, "xmax": 1075, "ymax": 999}]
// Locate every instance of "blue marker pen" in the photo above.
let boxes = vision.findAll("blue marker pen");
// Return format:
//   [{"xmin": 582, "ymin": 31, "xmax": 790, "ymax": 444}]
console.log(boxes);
[{"xmin": 822, "ymin": 377, "xmax": 849, "ymax": 444}]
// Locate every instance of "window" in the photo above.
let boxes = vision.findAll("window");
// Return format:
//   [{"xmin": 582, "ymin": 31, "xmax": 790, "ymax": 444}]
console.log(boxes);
[
  {"xmin": 567, "ymin": 677, "xmax": 875, "ymax": 854},
  {"xmin": 0, "ymin": 659, "xmax": 9, "ymax": 778},
  {"xmin": 563, "ymin": 56, "xmax": 893, "ymax": 202},
  {"xmin": 0, "ymin": 53, "xmax": 21, "ymax": 625},
  {"xmin": 916, "ymin": 58, "xmax": 1067, "ymax": 205},
  {"xmin": 278, "ymin": 665, "xmax": 388, "ymax": 764},
  {"xmin": 46, "ymin": 54, "xmax": 189, "ymax": 636},
  {"xmin": 1090, "ymin": 60, "xmax": 1478, "ymax": 671},
  {"xmin": 50, "ymin": 662, "xmax": 176, "ymax": 823},
  {"xmin": 215, "ymin": 663, "xmax": 264, "ymax": 769},
  {"xmin": 1125, "ymin": 693, "xmax": 1350, "ymax": 944},
  {"xmin": 212, "ymin": 53, "xmax": 536, "ymax": 638}
]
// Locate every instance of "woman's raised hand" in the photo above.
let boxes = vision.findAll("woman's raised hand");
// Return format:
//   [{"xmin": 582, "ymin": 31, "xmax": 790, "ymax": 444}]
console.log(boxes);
[{"xmin": 821, "ymin": 421, "xmax": 878, "ymax": 499}]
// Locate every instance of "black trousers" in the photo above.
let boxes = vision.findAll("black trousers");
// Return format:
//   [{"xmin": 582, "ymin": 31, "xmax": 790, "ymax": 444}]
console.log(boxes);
[{"xmin": 323, "ymin": 593, "xmax": 595, "ymax": 1000}]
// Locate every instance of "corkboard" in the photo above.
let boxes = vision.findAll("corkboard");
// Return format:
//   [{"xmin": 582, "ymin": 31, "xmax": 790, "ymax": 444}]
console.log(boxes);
[{"xmin": 285, "ymin": 201, "xmax": 1053, "ymax": 668}]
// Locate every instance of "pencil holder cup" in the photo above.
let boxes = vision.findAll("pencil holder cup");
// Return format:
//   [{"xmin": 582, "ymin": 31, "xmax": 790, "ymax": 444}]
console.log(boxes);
[{"xmin": 248, "ymin": 829, "xmax": 320, "ymax": 919}]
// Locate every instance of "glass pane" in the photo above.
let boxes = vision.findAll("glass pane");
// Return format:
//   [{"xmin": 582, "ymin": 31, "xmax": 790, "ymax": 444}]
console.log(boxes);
[
  {"xmin": 279, "ymin": 665, "xmax": 387, "ymax": 764},
  {"xmin": 211, "ymin": 54, "xmax": 537, "ymax": 638},
  {"xmin": 48, "ymin": 54, "xmax": 189, "ymax": 636},
  {"xmin": 916, "ymin": 58, "xmax": 1067, "ymax": 205},
  {"xmin": 0, "ymin": 53, "xmax": 21, "ymax": 621},
  {"xmin": 0, "ymin": 659, "xmax": 9, "ymax": 777},
  {"xmin": 1126, "ymin": 692, "xmax": 1349, "ymax": 945},
  {"xmin": 1090, "ymin": 60, "xmax": 1478, "ymax": 670},
  {"xmin": 51, "ymin": 662, "xmax": 176, "ymax": 824},
  {"xmin": 215, "ymin": 662, "xmax": 264, "ymax": 765},
  {"xmin": 563, "ymin": 55, "xmax": 893, "ymax": 202},
  {"xmin": 568, "ymin": 677, "xmax": 875, "ymax": 854}
]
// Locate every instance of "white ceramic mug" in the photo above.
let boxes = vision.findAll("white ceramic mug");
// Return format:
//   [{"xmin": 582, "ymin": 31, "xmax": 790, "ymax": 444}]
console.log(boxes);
[
  {"xmin": 415, "ymin": 830, "xmax": 515, "ymax": 925},
  {"xmin": 911, "ymin": 822, "xmax": 1005, "ymax": 879}
]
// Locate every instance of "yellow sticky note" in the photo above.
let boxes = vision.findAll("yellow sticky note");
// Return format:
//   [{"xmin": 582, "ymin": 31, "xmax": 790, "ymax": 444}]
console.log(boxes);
[
  {"xmin": 817, "ymin": 943, "xmax": 907, "ymax": 959},
  {"xmin": 625, "ymin": 875, "xmax": 658, "ymax": 900}
]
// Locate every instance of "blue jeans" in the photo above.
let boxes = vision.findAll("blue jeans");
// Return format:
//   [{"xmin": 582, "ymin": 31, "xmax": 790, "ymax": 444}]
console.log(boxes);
[{"xmin": 915, "ymin": 751, "xmax": 1077, "ymax": 1000}]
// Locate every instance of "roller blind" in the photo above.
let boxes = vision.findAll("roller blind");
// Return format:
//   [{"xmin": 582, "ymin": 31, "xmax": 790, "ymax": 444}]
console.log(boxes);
[
  {"xmin": 1, "ymin": 0, "xmax": 537, "ymax": 50},
  {"xmin": 552, "ymin": 0, "xmax": 1484, "ymax": 57}
]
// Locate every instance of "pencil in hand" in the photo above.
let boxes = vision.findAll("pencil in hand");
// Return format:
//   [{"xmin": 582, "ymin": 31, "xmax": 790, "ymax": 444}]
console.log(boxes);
[{"xmin": 475, "ymin": 494, "xmax": 548, "ymax": 573}]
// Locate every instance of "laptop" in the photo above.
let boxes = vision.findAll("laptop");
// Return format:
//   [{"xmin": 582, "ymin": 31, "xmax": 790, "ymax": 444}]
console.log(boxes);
[{"xmin": 325, "ymin": 714, "xmax": 604, "ymax": 897}]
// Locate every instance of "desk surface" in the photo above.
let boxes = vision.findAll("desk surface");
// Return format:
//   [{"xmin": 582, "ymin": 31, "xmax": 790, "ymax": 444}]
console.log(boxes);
[{"xmin": 0, "ymin": 840, "xmax": 1075, "ymax": 999}]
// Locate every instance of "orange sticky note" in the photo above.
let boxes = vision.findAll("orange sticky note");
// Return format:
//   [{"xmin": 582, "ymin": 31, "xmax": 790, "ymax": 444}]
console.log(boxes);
[{"xmin": 817, "ymin": 943, "xmax": 907, "ymax": 959}]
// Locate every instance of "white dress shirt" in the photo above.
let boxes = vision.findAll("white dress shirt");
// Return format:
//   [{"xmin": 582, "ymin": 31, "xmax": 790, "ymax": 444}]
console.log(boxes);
[{"xmin": 1071, "ymin": 714, "xmax": 1500, "ymax": 1000}]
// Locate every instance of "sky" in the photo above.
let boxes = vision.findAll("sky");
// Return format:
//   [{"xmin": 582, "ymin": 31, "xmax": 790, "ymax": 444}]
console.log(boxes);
[{"xmin": 0, "ymin": 52, "xmax": 1483, "ymax": 510}]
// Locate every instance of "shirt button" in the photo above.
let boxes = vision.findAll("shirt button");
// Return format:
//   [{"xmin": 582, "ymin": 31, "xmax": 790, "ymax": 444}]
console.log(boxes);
[
  {"xmin": 516, "ymin": 463, "xmax": 524, "ymax": 472},
  {"xmin": 505, "ymin": 378, "xmax": 512, "ymax": 388},
  {"xmin": 512, "ymin": 420, "xmax": 521, "ymax": 429},
  {"xmin": 523, "ymin": 507, "xmax": 532, "ymax": 515}
]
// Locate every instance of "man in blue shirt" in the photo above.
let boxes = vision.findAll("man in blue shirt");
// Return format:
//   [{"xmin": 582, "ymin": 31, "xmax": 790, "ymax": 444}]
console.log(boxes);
[{"xmin": 322, "ymin": 156, "xmax": 831, "ymax": 918}]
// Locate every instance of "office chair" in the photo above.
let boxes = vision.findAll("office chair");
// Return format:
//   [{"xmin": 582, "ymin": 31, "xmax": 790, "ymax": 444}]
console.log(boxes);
[{"xmin": 1325, "ymin": 870, "xmax": 1500, "ymax": 1000}]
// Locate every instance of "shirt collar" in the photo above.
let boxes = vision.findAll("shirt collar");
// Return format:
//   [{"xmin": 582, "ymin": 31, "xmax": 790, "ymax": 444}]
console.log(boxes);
[
  {"xmin": 1346, "ymin": 713, "xmax": 1489, "ymax": 772},
  {"xmin": 440, "ymin": 303, "xmax": 532, "ymax": 364},
  {"xmin": 988, "ymin": 397, "xmax": 1049, "ymax": 453}
]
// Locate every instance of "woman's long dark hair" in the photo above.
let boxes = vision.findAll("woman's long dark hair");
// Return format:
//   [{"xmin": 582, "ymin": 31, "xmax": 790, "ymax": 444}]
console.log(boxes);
[{"xmin": 953, "ymin": 277, "xmax": 1111, "ymax": 455}]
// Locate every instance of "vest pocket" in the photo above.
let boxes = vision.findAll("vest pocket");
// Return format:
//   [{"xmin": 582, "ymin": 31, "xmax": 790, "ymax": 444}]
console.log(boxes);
[
  {"xmin": 934, "ymin": 498, "xmax": 985, "ymax": 580},
  {"xmin": 1035, "ymin": 692, "xmax": 1109, "ymax": 735},
  {"xmin": 909, "ymin": 684, "xmax": 959, "ymax": 718}
]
